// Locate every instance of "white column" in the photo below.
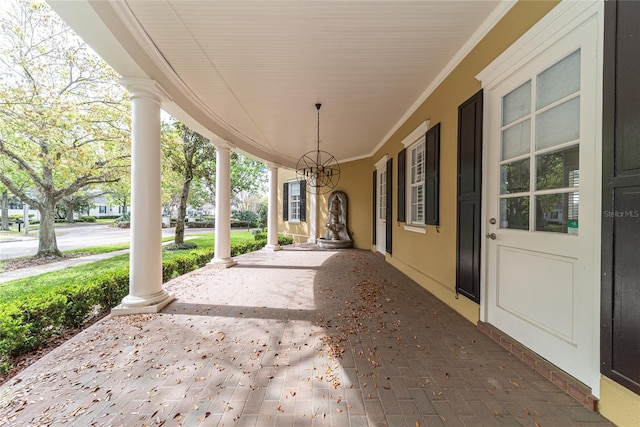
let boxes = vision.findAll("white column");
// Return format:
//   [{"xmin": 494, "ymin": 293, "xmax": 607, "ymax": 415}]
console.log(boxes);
[
  {"xmin": 264, "ymin": 165, "xmax": 281, "ymax": 251},
  {"xmin": 307, "ymin": 192, "xmax": 318, "ymax": 243},
  {"xmin": 209, "ymin": 142, "xmax": 237, "ymax": 267},
  {"xmin": 113, "ymin": 79, "xmax": 174, "ymax": 315}
]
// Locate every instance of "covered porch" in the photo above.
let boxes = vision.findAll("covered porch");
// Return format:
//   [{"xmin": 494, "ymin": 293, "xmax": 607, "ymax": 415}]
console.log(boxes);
[{"xmin": 0, "ymin": 246, "xmax": 611, "ymax": 426}]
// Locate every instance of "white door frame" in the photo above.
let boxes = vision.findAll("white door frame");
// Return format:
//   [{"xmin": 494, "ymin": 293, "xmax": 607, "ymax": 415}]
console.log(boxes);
[
  {"xmin": 477, "ymin": 0, "xmax": 603, "ymax": 393},
  {"xmin": 375, "ymin": 155, "xmax": 389, "ymax": 254}
]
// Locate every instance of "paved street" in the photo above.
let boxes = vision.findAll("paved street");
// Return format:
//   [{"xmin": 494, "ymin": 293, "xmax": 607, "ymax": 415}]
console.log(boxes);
[{"xmin": 0, "ymin": 224, "xmax": 215, "ymax": 259}]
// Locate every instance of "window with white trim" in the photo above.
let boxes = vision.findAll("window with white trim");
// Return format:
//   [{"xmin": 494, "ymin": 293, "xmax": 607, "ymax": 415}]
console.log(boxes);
[
  {"xmin": 378, "ymin": 170, "xmax": 386, "ymax": 221},
  {"xmin": 289, "ymin": 181, "xmax": 301, "ymax": 222},
  {"xmin": 408, "ymin": 140, "xmax": 425, "ymax": 225}
]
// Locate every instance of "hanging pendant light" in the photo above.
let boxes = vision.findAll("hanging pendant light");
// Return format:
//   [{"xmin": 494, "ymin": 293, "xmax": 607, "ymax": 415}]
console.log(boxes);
[{"xmin": 296, "ymin": 103, "xmax": 340, "ymax": 194}]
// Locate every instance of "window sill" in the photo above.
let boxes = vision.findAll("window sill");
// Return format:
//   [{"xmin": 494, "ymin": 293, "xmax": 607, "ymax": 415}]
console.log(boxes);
[
  {"xmin": 403, "ymin": 225, "xmax": 426, "ymax": 234},
  {"xmin": 287, "ymin": 219, "xmax": 301, "ymax": 224}
]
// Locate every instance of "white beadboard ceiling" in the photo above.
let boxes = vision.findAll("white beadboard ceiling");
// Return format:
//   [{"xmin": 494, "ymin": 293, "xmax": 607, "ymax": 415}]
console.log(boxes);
[{"xmin": 48, "ymin": 0, "xmax": 508, "ymax": 168}]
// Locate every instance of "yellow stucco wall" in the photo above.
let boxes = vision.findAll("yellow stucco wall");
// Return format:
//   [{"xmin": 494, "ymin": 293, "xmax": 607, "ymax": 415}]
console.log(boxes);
[
  {"xmin": 363, "ymin": 0, "xmax": 559, "ymax": 324},
  {"xmin": 320, "ymin": 158, "xmax": 372, "ymax": 249},
  {"xmin": 278, "ymin": 169, "xmax": 310, "ymax": 243},
  {"xmin": 600, "ymin": 376, "xmax": 640, "ymax": 427},
  {"xmin": 277, "ymin": 1, "xmax": 640, "ymax": 419},
  {"xmin": 278, "ymin": 159, "xmax": 372, "ymax": 248}
]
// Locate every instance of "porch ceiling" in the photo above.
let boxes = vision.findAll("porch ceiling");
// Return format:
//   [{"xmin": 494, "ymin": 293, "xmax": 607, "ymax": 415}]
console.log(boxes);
[{"xmin": 48, "ymin": 0, "xmax": 508, "ymax": 168}]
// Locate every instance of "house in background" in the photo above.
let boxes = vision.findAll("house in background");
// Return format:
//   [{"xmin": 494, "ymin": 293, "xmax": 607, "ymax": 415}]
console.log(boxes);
[
  {"xmin": 4, "ymin": 197, "xmax": 41, "ymax": 222},
  {"xmin": 47, "ymin": 1, "xmax": 640, "ymax": 425},
  {"xmin": 87, "ymin": 194, "xmax": 128, "ymax": 219}
]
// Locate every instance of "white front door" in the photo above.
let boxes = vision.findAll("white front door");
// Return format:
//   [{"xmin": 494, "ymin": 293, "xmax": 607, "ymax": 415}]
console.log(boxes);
[
  {"xmin": 376, "ymin": 164, "xmax": 387, "ymax": 254},
  {"xmin": 482, "ymin": 4, "xmax": 601, "ymax": 390}
]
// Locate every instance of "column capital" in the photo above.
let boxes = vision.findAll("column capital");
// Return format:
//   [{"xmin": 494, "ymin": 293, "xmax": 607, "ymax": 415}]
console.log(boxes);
[
  {"xmin": 119, "ymin": 78, "xmax": 172, "ymax": 104},
  {"xmin": 212, "ymin": 137, "xmax": 235, "ymax": 150},
  {"xmin": 265, "ymin": 162, "xmax": 281, "ymax": 170}
]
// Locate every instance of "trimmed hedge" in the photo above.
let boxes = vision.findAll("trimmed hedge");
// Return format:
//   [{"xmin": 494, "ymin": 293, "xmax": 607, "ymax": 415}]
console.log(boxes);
[{"xmin": 0, "ymin": 235, "xmax": 293, "ymax": 373}]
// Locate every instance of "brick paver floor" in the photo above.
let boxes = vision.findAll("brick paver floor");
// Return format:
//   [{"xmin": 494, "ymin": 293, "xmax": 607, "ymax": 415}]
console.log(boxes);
[{"xmin": 0, "ymin": 246, "xmax": 614, "ymax": 426}]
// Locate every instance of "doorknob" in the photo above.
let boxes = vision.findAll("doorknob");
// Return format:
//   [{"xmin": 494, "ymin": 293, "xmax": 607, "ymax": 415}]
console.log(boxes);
[{"xmin": 486, "ymin": 233, "xmax": 497, "ymax": 240}]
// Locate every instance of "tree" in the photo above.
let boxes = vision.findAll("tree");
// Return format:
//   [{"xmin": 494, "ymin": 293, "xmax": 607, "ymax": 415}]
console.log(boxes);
[
  {"xmin": 162, "ymin": 121, "xmax": 216, "ymax": 245},
  {"xmin": 58, "ymin": 190, "xmax": 102, "ymax": 221},
  {"xmin": 1, "ymin": 185, "xmax": 8, "ymax": 231},
  {"xmin": 0, "ymin": 0, "xmax": 130, "ymax": 257},
  {"xmin": 103, "ymin": 174, "xmax": 131, "ymax": 217},
  {"xmin": 230, "ymin": 153, "xmax": 267, "ymax": 200}
]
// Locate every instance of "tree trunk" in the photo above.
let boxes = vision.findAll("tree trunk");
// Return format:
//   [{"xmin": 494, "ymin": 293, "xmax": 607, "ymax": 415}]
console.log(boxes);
[
  {"xmin": 174, "ymin": 179, "xmax": 191, "ymax": 245},
  {"xmin": 122, "ymin": 195, "xmax": 127, "ymax": 215},
  {"xmin": 1, "ymin": 191, "xmax": 8, "ymax": 231},
  {"xmin": 66, "ymin": 199, "xmax": 74, "ymax": 223},
  {"xmin": 37, "ymin": 201, "xmax": 62, "ymax": 257}
]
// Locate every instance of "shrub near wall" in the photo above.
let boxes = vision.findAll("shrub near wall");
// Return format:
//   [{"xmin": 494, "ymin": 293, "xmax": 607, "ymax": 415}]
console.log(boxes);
[{"xmin": 0, "ymin": 235, "xmax": 293, "ymax": 374}]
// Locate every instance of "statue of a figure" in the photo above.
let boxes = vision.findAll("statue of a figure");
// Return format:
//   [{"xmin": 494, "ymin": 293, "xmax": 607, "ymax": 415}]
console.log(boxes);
[
  {"xmin": 330, "ymin": 197, "xmax": 341, "ymax": 222},
  {"xmin": 326, "ymin": 197, "xmax": 344, "ymax": 240},
  {"xmin": 318, "ymin": 190, "xmax": 352, "ymax": 248}
]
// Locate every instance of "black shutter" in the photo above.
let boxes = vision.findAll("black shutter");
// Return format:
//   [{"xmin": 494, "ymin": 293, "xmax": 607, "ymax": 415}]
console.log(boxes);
[
  {"xmin": 425, "ymin": 123, "xmax": 441, "ymax": 225},
  {"xmin": 456, "ymin": 90, "xmax": 483, "ymax": 303},
  {"xmin": 283, "ymin": 182, "xmax": 289, "ymax": 221},
  {"xmin": 397, "ymin": 148, "xmax": 406, "ymax": 222},
  {"xmin": 602, "ymin": 0, "xmax": 640, "ymax": 395},
  {"xmin": 386, "ymin": 158, "xmax": 393, "ymax": 254},
  {"xmin": 372, "ymin": 170, "xmax": 377, "ymax": 245},
  {"xmin": 299, "ymin": 180, "xmax": 306, "ymax": 221}
]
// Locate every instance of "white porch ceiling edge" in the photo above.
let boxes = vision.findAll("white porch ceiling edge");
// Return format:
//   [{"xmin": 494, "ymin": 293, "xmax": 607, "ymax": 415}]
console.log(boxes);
[{"xmin": 48, "ymin": 0, "xmax": 511, "ymax": 169}]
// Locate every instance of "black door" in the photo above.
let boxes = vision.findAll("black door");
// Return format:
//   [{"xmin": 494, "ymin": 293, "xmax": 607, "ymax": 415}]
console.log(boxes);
[
  {"xmin": 602, "ymin": 0, "xmax": 640, "ymax": 395},
  {"xmin": 456, "ymin": 90, "xmax": 483, "ymax": 303}
]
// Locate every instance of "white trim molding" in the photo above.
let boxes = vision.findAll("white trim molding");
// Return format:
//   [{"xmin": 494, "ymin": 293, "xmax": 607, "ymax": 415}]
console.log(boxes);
[
  {"xmin": 374, "ymin": 154, "xmax": 389, "ymax": 171},
  {"xmin": 402, "ymin": 120, "xmax": 430, "ymax": 148}
]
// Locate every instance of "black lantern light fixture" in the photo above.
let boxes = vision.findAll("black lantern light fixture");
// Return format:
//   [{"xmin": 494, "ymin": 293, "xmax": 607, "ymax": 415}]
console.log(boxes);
[{"xmin": 296, "ymin": 103, "xmax": 340, "ymax": 194}]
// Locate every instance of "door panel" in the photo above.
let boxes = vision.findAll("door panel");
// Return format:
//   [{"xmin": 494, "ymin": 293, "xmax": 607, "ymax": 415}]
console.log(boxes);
[
  {"xmin": 496, "ymin": 247, "xmax": 576, "ymax": 342},
  {"xmin": 484, "ymin": 12, "xmax": 599, "ymax": 388}
]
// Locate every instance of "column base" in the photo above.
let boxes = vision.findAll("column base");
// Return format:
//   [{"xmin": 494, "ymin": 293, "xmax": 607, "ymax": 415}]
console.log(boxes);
[
  {"xmin": 111, "ymin": 291, "xmax": 175, "ymax": 316},
  {"xmin": 307, "ymin": 237, "xmax": 317, "ymax": 244},
  {"xmin": 208, "ymin": 257, "xmax": 237, "ymax": 268},
  {"xmin": 263, "ymin": 244, "xmax": 282, "ymax": 252}
]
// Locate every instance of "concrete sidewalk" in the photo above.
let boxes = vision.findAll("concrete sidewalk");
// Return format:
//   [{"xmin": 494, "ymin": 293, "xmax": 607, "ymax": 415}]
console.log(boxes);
[
  {"xmin": 0, "ymin": 246, "xmax": 613, "ymax": 426},
  {"xmin": 0, "ymin": 237, "xmax": 198, "ymax": 284}
]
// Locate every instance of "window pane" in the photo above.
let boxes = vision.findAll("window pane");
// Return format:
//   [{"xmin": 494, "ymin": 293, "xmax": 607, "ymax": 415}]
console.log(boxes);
[
  {"xmin": 535, "ymin": 192, "xmax": 579, "ymax": 234},
  {"xmin": 536, "ymin": 145, "xmax": 579, "ymax": 190},
  {"xmin": 501, "ymin": 119, "xmax": 531, "ymax": 160},
  {"xmin": 502, "ymin": 80, "xmax": 531, "ymax": 126},
  {"xmin": 500, "ymin": 197, "xmax": 530, "ymax": 230},
  {"xmin": 501, "ymin": 158, "xmax": 530, "ymax": 194},
  {"xmin": 537, "ymin": 50, "xmax": 580, "ymax": 109},
  {"xmin": 411, "ymin": 144, "xmax": 424, "ymax": 184},
  {"xmin": 290, "ymin": 194, "xmax": 300, "ymax": 220},
  {"xmin": 535, "ymin": 97, "xmax": 580, "ymax": 150},
  {"xmin": 411, "ymin": 185, "xmax": 424, "ymax": 224},
  {"xmin": 290, "ymin": 182, "xmax": 300, "ymax": 196}
]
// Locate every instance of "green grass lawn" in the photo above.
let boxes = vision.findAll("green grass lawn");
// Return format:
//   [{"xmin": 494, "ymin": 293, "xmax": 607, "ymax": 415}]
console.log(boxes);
[
  {"xmin": 95, "ymin": 218, "xmax": 116, "ymax": 225},
  {"xmin": 0, "ymin": 237, "xmax": 176, "ymax": 274},
  {"xmin": 0, "ymin": 232, "xmax": 255, "ymax": 302}
]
